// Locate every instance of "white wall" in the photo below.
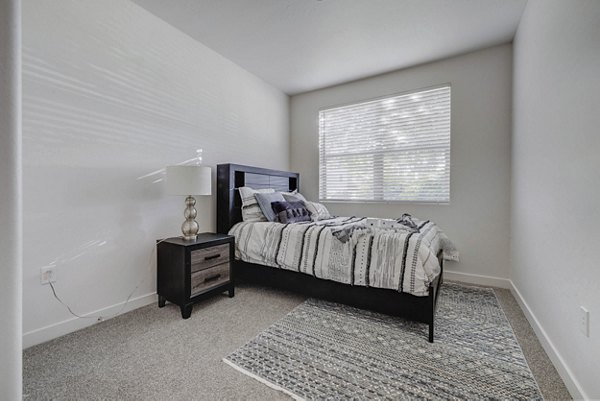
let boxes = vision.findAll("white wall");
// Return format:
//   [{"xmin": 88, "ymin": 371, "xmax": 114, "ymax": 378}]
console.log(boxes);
[
  {"xmin": 291, "ymin": 45, "xmax": 513, "ymax": 283},
  {"xmin": 511, "ymin": 1, "xmax": 600, "ymax": 398},
  {"xmin": 0, "ymin": 0, "xmax": 22, "ymax": 397},
  {"xmin": 22, "ymin": 0, "xmax": 289, "ymax": 347}
]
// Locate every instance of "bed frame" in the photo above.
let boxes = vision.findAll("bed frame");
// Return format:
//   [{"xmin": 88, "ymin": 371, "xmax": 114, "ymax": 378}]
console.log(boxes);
[{"xmin": 216, "ymin": 163, "xmax": 444, "ymax": 342}]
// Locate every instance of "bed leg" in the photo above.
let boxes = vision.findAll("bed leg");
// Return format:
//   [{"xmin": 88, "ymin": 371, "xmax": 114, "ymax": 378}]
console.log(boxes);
[
  {"xmin": 427, "ymin": 281, "xmax": 436, "ymax": 343},
  {"xmin": 427, "ymin": 251, "xmax": 444, "ymax": 343},
  {"xmin": 428, "ymin": 286, "xmax": 435, "ymax": 343},
  {"xmin": 428, "ymin": 322, "xmax": 434, "ymax": 343}
]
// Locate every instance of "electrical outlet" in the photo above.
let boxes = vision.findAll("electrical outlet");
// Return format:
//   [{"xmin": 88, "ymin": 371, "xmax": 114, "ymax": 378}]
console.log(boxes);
[
  {"xmin": 580, "ymin": 306, "xmax": 590, "ymax": 337},
  {"xmin": 40, "ymin": 266, "xmax": 56, "ymax": 285}
]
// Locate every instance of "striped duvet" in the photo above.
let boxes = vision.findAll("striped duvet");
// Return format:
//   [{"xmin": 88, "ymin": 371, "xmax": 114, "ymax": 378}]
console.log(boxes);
[{"xmin": 229, "ymin": 216, "xmax": 452, "ymax": 297}]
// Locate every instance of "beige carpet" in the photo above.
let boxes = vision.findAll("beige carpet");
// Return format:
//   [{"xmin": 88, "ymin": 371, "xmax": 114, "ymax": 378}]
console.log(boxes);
[{"xmin": 23, "ymin": 283, "xmax": 571, "ymax": 400}]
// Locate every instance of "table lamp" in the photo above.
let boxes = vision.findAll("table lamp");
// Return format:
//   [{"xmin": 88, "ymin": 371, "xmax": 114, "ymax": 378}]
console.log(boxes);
[{"xmin": 166, "ymin": 165, "xmax": 212, "ymax": 241}]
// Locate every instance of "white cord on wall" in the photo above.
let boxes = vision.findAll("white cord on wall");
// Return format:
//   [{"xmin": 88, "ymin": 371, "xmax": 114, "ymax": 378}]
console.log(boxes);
[{"xmin": 48, "ymin": 237, "xmax": 171, "ymax": 322}]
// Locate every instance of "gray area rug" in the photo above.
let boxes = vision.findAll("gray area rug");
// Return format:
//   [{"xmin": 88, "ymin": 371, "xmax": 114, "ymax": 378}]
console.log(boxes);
[{"xmin": 224, "ymin": 283, "xmax": 542, "ymax": 400}]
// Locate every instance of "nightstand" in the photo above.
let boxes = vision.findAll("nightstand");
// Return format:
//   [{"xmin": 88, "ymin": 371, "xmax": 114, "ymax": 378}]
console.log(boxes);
[{"xmin": 157, "ymin": 233, "xmax": 235, "ymax": 319}]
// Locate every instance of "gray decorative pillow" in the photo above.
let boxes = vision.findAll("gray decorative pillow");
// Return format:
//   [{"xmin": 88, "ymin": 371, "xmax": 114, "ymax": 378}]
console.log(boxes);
[
  {"xmin": 271, "ymin": 201, "xmax": 311, "ymax": 224},
  {"xmin": 238, "ymin": 186, "xmax": 275, "ymax": 222},
  {"xmin": 282, "ymin": 190, "xmax": 308, "ymax": 203},
  {"xmin": 305, "ymin": 201, "xmax": 332, "ymax": 221},
  {"xmin": 255, "ymin": 192, "xmax": 286, "ymax": 222}
]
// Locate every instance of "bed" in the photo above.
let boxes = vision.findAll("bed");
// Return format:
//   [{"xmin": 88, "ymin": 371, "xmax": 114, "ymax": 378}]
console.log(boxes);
[{"xmin": 217, "ymin": 163, "xmax": 446, "ymax": 342}]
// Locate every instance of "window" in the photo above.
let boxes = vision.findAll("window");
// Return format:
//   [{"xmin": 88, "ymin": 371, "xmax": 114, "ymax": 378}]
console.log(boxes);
[{"xmin": 319, "ymin": 85, "xmax": 450, "ymax": 203}]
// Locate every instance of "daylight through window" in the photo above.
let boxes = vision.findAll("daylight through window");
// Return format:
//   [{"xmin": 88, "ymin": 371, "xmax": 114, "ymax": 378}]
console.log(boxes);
[{"xmin": 319, "ymin": 85, "xmax": 451, "ymax": 203}]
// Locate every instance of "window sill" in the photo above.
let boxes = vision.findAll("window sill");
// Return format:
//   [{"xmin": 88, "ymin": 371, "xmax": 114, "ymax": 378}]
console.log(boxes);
[{"xmin": 319, "ymin": 199, "xmax": 450, "ymax": 206}]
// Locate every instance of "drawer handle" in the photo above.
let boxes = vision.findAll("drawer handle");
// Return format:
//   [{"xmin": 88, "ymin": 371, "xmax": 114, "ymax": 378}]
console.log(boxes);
[
  {"xmin": 204, "ymin": 274, "xmax": 221, "ymax": 283},
  {"xmin": 204, "ymin": 254, "xmax": 221, "ymax": 261}
]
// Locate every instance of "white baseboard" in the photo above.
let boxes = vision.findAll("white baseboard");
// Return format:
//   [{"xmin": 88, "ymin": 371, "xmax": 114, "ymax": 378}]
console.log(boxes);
[
  {"xmin": 21, "ymin": 276, "xmax": 588, "ymax": 399},
  {"xmin": 444, "ymin": 269, "xmax": 511, "ymax": 289},
  {"xmin": 509, "ymin": 282, "xmax": 587, "ymax": 400},
  {"xmin": 446, "ymin": 272, "xmax": 587, "ymax": 398},
  {"xmin": 23, "ymin": 292, "xmax": 157, "ymax": 349}
]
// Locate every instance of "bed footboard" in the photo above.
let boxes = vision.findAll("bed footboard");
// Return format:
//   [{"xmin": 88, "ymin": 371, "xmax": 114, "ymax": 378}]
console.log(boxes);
[{"xmin": 234, "ymin": 250, "xmax": 445, "ymax": 343}]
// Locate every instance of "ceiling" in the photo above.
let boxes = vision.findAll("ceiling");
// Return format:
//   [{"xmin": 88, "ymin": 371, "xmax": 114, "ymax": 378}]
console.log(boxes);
[{"xmin": 132, "ymin": 0, "xmax": 528, "ymax": 95}]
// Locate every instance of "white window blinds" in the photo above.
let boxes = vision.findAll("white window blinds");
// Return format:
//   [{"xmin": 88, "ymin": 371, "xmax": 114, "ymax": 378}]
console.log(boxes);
[{"xmin": 319, "ymin": 85, "xmax": 451, "ymax": 203}]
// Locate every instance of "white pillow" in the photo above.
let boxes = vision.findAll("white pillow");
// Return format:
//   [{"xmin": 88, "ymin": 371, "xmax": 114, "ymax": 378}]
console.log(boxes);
[
  {"xmin": 305, "ymin": 201, "xmax": 331, "ymax": 221},
  {"xmin": 238, "ymin": 186, "xmax": 275, "ymax": 222}
]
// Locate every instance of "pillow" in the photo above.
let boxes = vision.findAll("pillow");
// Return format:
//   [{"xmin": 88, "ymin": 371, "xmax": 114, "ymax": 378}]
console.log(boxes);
[
  {"xmin": 254, "ymin": 192, "xmax": 286, "ymax": 222},
  {"xmin": 238, "ymin": 186, "xmax": 275, "ymax": 222},
  {"xmin": 282, "ymin": 190, "xmax": 308, "ymax": 203},
  {"xmin": 271, "ymin": 201, "xmax": 311, "ymax": 224},
  {"xmin": 305, "ymin": 201, "xmax": 332, "ymax": 221}
]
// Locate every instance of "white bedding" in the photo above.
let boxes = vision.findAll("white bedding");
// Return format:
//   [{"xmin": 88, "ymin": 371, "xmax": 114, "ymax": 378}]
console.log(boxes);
[{"xmin": 229, "ymin": 216, "xmax": 455, "ymax": 297}]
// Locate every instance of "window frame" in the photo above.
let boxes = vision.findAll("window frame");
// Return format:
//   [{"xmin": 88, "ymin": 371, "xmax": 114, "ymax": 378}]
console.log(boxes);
[{"xmin": 317, "ymin": 84, "xmax": 451, "ymax": 205}]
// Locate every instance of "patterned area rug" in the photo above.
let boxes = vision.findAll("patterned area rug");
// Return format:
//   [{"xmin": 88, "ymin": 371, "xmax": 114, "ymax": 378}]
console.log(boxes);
[{"xmin": 223, "ymin": 283, "xmax": 542, "ymax": 400}]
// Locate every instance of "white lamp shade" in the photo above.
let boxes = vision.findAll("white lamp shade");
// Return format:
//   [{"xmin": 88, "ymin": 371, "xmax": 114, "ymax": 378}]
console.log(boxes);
[{"xmin": 166, "ymin": 165, "xmax": 212, "ymax": 196}]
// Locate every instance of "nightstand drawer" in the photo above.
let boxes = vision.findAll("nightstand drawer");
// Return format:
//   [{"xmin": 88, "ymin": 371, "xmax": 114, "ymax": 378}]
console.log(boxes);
[
  {"xmin": 190, "ymin": 262, "xmax": 230, "ymax": 297},
  {"xmin": 190, "ymin": 244, "xmax": 230, "ymax": 273}
]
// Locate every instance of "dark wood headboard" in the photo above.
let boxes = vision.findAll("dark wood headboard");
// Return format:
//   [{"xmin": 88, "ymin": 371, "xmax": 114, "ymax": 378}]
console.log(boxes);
[{"xmin": 216, "ymin": 164, "xmax": 300, "ymax": 234}]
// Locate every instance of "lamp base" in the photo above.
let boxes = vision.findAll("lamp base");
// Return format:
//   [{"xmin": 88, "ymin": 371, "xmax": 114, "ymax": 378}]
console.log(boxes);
[{"xmin": 181, "ymin": 195, "xmax": 199, "ymax": 241}]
